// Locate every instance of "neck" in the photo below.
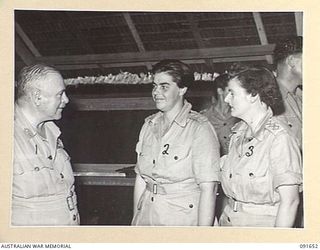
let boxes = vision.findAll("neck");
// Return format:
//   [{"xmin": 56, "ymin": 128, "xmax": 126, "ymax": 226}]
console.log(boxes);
[
  {"xmin": 242, "ymin": 105, "xmax": 268, "ymax": 135},
  {"xmin": 162, "ymin": 100, "xmax": 184, "ymax": 125},
  {"xmin": 16, "ymin": 100, "xmax": 46, "ymax": 135}
]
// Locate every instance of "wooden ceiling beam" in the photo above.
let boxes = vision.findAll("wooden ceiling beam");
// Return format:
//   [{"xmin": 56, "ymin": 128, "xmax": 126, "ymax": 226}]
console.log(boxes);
[
  {"xmin": 15, "ymin": 21, "xmax": 41, "ymax": 57},
  {"xmin": 252, "ymin": 12, "xmax": 273, "ymax": 64},
  {"xmin": 15, "ymin": 33, "xmax": 36, "ymax": 65},
  {"xmin": 36, "ymin": 44, "xmax": 275, "ymax": 66},
  {"xmin": 123, "ymin": 12, "xmax": 152, "ymax": 70},
  {"xmin": 186, "ymin": 14, "xmax": 214, "ymax": 70},
  {"xmin": 55, "ymin": 56, "xmax": 265, "ymax": 71}
]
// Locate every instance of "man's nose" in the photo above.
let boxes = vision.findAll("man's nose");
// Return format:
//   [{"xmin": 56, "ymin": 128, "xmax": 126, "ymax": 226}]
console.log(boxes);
[{"xmin": 63, "ymin": 92, "xmax": 69, "ymax": 104}]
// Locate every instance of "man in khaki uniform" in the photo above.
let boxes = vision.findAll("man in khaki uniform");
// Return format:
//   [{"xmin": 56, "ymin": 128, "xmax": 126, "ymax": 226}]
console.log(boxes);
[
  {"xmin": 12, "ymin": 64, "xmax": 80, "ymax": 226},
  {"xmin": 274, "ymin": 36, "xmax": 303, "ymax": 228}
]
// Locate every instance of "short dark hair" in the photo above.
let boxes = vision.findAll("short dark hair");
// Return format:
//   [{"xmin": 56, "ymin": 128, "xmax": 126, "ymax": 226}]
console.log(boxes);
[
  {"xmin": 16, "ymin": 64, "xmax": 61, "ymax": 99},
  {"xmin": 212, "ymin": 73, "xmax": 230, "ymax": 100},
  {"xmin": 231, "ymin": 67, "xmax": 284, "ymax": 115},
  {"xmin": 274, "ymin": 36, "xmax": 303, "ymax": 64},
  {"xmin": 152, "ymin": 59, "xmax": 194, "ymax": 88}
]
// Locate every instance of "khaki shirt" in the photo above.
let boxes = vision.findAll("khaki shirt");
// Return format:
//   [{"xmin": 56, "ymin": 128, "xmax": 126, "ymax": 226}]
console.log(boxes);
[
  {"xmin": 12, "ymin": 104, "xmax": 79, "ymax": 226},
  {"xmin": 133, "ymin": 101, "xmax": 220, "ymax": 225},
  {"xmin": 277, "ymin": 85, "xmax": 302, "ymax": 149},
  {"xmin": 220, "ymin": 108, "xmax": 302, "ymax": 205},
  {"xmin": 201, "ymin": 105, "xmax": 239, "ymax": 156}
]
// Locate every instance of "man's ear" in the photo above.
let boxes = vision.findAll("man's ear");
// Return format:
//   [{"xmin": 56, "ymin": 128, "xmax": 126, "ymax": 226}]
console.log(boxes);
[
  {"xmin": 217, "ymin": 88, "xmax": 224, "ymax": 95},
  {"xmin": 33, "ymin": 89, "xmax": 41, "ymax": 106},
  {"xmin": 179, "ymin": 87, "xmax": 187, "ymax": 96},
  {"xmin": 286, "ymin": 55, "xmax": 296, "ymax": 69}
]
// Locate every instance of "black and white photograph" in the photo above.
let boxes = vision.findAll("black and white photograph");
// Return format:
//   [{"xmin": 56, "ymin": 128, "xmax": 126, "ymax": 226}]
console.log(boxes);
[
  {"xmin": 1, "ymin": 0, "xmax": 319, "ymax": 245},
  {"xmin": 12, "ymin": 10, "xmax": 303, "ymax": 227}
]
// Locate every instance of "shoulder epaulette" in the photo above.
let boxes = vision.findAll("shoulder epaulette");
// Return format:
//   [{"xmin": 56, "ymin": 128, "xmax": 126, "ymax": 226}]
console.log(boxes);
[
  {"xmin": 265, "ymin": 117, "xmax": 285, "ymax": 134},
  {"xmin": 144, "ymin": 113, "xmax": 158, "ymax": 123}
]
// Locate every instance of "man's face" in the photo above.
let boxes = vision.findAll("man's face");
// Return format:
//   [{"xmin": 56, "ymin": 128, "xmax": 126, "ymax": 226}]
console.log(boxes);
[
  {"xmin": 37, "ymin": 73, "xmax": 69, "ymax": 121},
  {"xmin": 292, "ymin": 53, "xmax": 302, "ymax": 84}
]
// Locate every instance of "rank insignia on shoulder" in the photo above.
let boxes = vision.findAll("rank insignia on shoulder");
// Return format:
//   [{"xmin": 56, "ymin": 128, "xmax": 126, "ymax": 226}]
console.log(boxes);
[
  {"xmin": 265, "ymin": 120, "xmax": 280, "ymax": 130},
  {"xmin": 23, "ymin": 128, "xmax": 34, "ymax": 138}
]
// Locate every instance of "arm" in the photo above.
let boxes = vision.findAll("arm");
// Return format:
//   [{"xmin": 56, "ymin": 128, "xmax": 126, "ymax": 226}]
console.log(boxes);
[
  {"xmin": 275, "ymin": 185, "xmax": 300, "ymax": 227},
  {"xmin": 198, "ymin": 181, "xmax": 218, "ymax": 226},
  {"xmin": 133, "ymin": 173, "xmax": 146, "ymax": 215}
]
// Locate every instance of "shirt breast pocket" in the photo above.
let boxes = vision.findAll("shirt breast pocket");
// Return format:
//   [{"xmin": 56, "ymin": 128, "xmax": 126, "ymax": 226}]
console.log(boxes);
[
  {"xmin": 14, "ymin": 155, "xmax": 54, "ymax": 175},
  {"xmin": 242, "ymin": 165, "xmax": 273, "ymax": 203},
  {"xmin": 13, "ymin": 156, "xmax": 56, "ymax": 198},
  {"xmin": 163, "ymin": 144, "xmax": 191, "ymax": 179}
]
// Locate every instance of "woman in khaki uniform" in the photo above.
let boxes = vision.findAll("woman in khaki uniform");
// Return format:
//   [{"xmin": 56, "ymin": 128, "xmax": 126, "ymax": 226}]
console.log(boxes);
[
  {"xmin": 132, "ymin": 60, "xmax": 220, "ymax": 226},
  {"xmin": 219, "ymin": 67, "xmax": 302, "ymax": 227}
]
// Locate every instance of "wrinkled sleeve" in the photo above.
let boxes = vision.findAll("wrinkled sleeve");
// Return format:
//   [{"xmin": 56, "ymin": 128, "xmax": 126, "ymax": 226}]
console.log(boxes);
[
  {"xmin": 270, "ymin": 131, "xmax": 303, "ymax": 192},
  {"xmin": 192, "ymin": 122, "xmax": 220, "ymax": 184}
]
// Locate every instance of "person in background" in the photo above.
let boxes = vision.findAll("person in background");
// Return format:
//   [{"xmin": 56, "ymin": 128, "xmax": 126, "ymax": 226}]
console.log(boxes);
[
  {"xmin": 12, "ymin": 64, "xmax": 80, "ymax": 226},
  {"xmin": 274, "ymin": 35, "xmax": 303, "ymax": 228},
  {"xmin": 219, "ymin": 67, "xmax": 302, "ymax": 227},
  {"xmin": 201, "ymin": 73, "xmax": 239, "ymax": 156},
  {"xmin": 132, "ymin": 59, "xmax": 220, "ymax": 226},
  {"xmin": 200, "ymin": 73, "xmax": 240, "ymax": 222},
  {"xmin": 274, "ymin": 35, "xmax": 302, "ymax": 149}
]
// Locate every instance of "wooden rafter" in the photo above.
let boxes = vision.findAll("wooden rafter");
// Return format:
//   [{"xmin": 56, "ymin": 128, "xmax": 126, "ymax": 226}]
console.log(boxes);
[
  {"xmin": 252, "ymin": 12, "xmax": 273, "ymax": 64},
  {"xmin": 36, "ymin": 44, "xmax": 275, "ymax": 68},
  {"xmin": 186, "ymin": 14, "xmax": 214, "ymax": 70},
  {"xmin": 15, "ymin": 21, "xmax": 41, "ymax": 57},
  {"xmin": 15, "ymin": 33, "xmax": 36, "ymax": 65},
  {"xmin": 123, "ymin": 12, "xmax": 152, "ymax": 70}
]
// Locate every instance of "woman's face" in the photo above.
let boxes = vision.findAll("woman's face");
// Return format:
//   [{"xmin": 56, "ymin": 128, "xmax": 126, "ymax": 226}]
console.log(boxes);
[
  {"xmin": 152, "ymin": 72, "xmax": 185, "ymax": 112},
  {"xmin": 224, "ymin": 77, "xmax": 252, "ymax": 119}
]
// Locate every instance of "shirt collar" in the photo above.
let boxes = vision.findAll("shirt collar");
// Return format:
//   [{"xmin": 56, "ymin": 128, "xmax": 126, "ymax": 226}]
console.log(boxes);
[
  {"xmin": 148, "ymin": 100, "xmax": 192, "ymax": 128},
  {"xmin": 231, "ymin": 108, "xmax": 273, "ymax": 141},
  {"xmin": 15, "ymin": 103, "xmax": 61, "ymax": 140}
]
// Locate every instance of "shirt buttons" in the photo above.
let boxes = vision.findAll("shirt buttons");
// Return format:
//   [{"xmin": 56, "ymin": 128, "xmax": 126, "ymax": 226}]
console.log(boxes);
[
  {"xmin": 34, "ymin": 166, "xmax": 40, "ymax": 171},
  {"xmin": 153, "ymin": 159, "xmax": 155, "ymax": 164},
  {"xmin": 249, "ymin": 173, "xmax": 254, "ymax": 177},
  {"xmin": 189, "ymin": 204, "xmax": 193, "ymax": 208},
  {"xmin": 229, "ymin": 173, "xmax": 232, "ymax": 178},
  {"xmin": 289, "ymin": 124, "xmax": 293, "ymax": 128},
  {"xmin": 60, "ymin": 173, "xmax": 64, "ymax": 179},
  {"xmin": 73, "ymin": 214, "xmax": 77, "ymax": 221},
  {"xmin": 223, "ymin": 123, "xmax": 227, "ymax": 126},
  {"xmin": 174, "ymin": 156, "xmax": 179, "ymax": 160},
  {"xmin": 151, "ymin": 197, "xmax": 154, "ymax": 202},
  {"xmin": 48, "ymin": 155, "xmax": 53, "ymax": 160}
]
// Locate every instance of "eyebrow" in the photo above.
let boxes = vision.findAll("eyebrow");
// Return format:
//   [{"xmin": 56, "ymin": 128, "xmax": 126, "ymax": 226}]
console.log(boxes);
[{"xmin": 153, "ymin": 82, "xmax": 170, "ymax": 86}]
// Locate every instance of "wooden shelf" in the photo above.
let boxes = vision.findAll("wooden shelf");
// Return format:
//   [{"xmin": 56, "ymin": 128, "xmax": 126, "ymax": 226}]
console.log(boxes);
[{"xmin": 73, "ymin": 163, "xmax": 135, "ymax": 186}]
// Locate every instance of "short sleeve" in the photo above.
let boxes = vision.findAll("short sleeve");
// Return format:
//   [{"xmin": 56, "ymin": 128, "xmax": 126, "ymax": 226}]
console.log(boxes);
[
  {"xmin": 270, "ymin": 132, "xmax": 302, "ymax": 192},
  {"xmin": 134, "ymin": 122, "xmax": 148, "ymax": 175},
  {"xmin": 192, "ymin": 122, "xmax": 220, "ymax": 184}
]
